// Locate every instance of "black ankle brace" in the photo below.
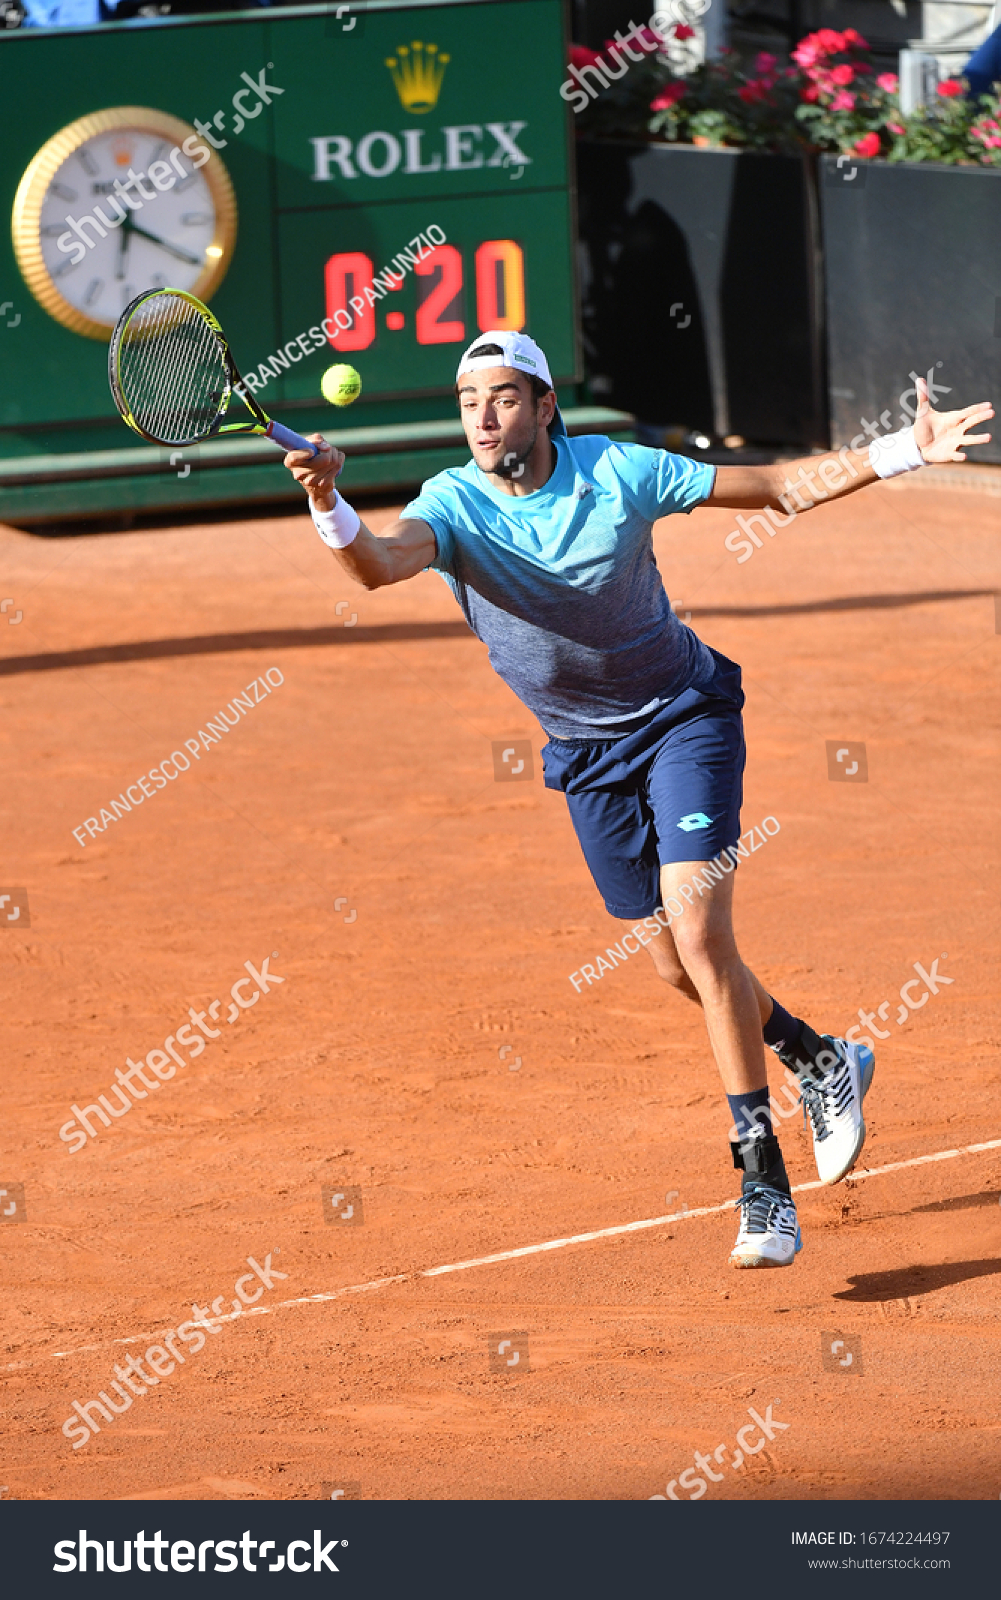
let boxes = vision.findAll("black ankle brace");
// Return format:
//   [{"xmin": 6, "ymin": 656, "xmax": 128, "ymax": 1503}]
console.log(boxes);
[
  {"xmin": 730, "ymin": 1133, "xmax": 782, "ymax": 1173},
  {"xmin": 778, "ymin": 1024, "xmax": 839, "ymax": 1086}
]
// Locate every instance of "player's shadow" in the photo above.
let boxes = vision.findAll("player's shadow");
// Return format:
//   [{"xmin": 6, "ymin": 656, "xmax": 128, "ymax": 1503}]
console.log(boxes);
[
  {"xmin": 910, "ymin": 1190, "xmax": 1001, "ymax": 1214},
  {"xmin": 834, "ymin": 1259, "xmax": 1001, "ymax": 1301},
  {"xmin": 0, "ymin": 589, "xmax": 990, "ymax": 679},
  {"xmin": 694, "ymin": 587, "xmax": 994, "ymax": 619},
  {"xmin": 0, "ymin": 620, "xmax": 475, "ymax": 677}
]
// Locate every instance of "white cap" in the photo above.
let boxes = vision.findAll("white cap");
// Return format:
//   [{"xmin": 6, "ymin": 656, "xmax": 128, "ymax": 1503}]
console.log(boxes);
[{"xmin": 456, "ymin": 330, "xmax": 566, "ymax": 436}]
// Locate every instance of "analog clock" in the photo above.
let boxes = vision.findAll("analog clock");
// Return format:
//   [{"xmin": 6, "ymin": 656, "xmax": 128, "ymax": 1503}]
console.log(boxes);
[{"xmin": 12, "ymin": 106, "xmax": 237, "ymax": 341}]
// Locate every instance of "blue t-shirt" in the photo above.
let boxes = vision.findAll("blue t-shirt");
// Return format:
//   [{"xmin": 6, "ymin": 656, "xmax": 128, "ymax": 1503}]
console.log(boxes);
[{"xmin": 403, "ymin": 434, "xmax": 717, "ymax": 739}]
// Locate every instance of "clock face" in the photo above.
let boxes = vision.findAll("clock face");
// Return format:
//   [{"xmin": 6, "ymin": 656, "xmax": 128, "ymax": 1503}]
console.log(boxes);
[
  {"xmin": 12, "ymin": 107, "xmax": 237, "ymax": 341},
  {"xmin": 41, "ymin": 130, "xmax": 218, "ymax": 328}
]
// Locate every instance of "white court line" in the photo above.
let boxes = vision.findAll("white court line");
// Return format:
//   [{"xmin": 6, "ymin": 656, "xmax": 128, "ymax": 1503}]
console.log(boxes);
[{"xmin": 7, "ymin": 1137, "xmax": 1000, "ymax": 1374}]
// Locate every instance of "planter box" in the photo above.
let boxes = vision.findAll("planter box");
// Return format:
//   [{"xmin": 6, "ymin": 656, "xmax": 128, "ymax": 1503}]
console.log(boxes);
[
  {"xmin": 820, "ymin": 157, "xmax": 1001, "ymax": 464},
  {"xmin": 576, "ymin": 140, "xmax": 828, "ymax": 447}
]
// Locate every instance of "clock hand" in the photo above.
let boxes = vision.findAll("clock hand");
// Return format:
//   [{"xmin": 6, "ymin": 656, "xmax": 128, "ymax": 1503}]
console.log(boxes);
[
  {"xmin": 127, "ymin": 221, "xmax": 204, "ymax": 266},
  {"xmin": 115, "ymin": 206, "xmax": 133, "ymax": 282}
]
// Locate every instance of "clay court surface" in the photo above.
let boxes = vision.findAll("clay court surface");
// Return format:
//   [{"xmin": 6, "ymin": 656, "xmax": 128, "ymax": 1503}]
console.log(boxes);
[{"xmin": 2, "ymin": 467, "xmax": 1000, "ymax": 1503}]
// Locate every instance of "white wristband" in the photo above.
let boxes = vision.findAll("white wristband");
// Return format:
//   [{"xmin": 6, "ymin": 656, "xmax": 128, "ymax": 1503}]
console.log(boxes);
[
  {"xmin": 311, "ymin": 491, "xmax": 361, "ymax": 549},
  {"xmin": 869, "ymin": 426, "xmax": 925, "ymax": 480}
]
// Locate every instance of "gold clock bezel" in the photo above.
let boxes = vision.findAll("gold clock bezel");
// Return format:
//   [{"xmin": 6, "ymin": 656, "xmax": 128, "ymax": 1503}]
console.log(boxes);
[{"xmin": 11, "ymin": 105, "xmax": 238, "ymax": 342}]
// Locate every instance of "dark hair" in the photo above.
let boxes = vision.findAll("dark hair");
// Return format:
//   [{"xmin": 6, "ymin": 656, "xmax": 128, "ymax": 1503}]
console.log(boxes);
[{"xmin": 456, "ymin": 342, "xmax": 555, "ymax": 418}]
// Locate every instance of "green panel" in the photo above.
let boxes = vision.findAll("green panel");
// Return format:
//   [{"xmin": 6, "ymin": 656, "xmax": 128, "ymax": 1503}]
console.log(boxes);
[
  {"xmin": 0, "ymin": 0, "xmax": 578, "ymax": 516},
  {"xmin": 267, "ymin": 1, "xmax": 567, "ymax": 210},
  {"xmin": 0, "ymin": 19, "xmax": 276, "ymax": 432},
  {"xmin": 264, "ymin": 188, "xmax": 575, "ymax": 407},
  {"xmin": 1, "ymin": 409, "xmax": 634, "ymax": 522},
  {"xmin": 1, "ymin": 448, "xmax": 472, "ymax": 524}
]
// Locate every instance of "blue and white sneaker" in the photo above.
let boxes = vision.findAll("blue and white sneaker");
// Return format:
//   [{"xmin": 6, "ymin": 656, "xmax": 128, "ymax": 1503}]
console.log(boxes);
[
  {"xmin": 729, "ymin": 1183, "xmax": 802, "ymax": 1269},
  {"xmin": 800, "ymin": 1036, "xmax": 875, "ymax": 1186}
]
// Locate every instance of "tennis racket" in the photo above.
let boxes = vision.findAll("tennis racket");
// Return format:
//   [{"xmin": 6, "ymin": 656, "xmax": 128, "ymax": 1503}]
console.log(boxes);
[{"xmin": 108, "ymin": 287, "xmax": 318, "ymax": 457}]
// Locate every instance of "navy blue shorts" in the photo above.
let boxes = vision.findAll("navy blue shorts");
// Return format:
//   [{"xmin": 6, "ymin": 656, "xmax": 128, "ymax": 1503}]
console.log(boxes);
[{"xmin": 540, "ymin": 650, "xmax": 745, "ymax": 919}]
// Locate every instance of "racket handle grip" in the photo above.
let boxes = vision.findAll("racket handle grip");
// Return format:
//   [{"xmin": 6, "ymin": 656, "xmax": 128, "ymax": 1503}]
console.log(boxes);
[{"xmin": 266, "ymin": 419, "xmax": 318, "ymax": 456}]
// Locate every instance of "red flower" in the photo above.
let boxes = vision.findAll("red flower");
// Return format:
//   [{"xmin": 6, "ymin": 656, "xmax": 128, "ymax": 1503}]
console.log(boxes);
[
  {"xmin": 854, "ymin": 131, "xmax": 881, "ymax": 157},
  {"xmin": 841, "ymin": 28, "xmax": 868, "ymax": 48},
  {"xmin": 972, "ymin": 118, "xmax": 1001, "ymax": 146},
  {"xmin": 800, "ymin": 84, "xmax": 821, "ymax": 103},
  {"xmin": 792, "ymin": 37, "xmax": 823, "ymax": 68},
  {"xmin": 877, "ymin": 72, "xmax": 899, "ymax": 93},
  {"xmin": 570, "ymin": 44, "xmax": 602, "ymax": 68},
  {"xmin": 674, "ymin": 23, "xmax": 696, "ymax": 39},
  {"xmin": 651, "ymin": 81, "xmax": 686, "ymax": 110},
  {"xmin": 888, "ymin": 121, "xmax": 905, "ymax": 134},
  {"xmin": 831, "ymin": 90, "xmax": 855, "ymax": 111},
  {"xmin": 937, "ymin": 78, "xmax": 964, "ymax": 97},
  {"xmin": 755, "ymin": 51, "xmax": 778, "ymax": 72},
  {"xmin": 830, "ymin": 63, "xmax": 855, "ymax": 85},
  {"xmin": 815, "ymin": 28, "xmax": 847, "ymax": 52}
]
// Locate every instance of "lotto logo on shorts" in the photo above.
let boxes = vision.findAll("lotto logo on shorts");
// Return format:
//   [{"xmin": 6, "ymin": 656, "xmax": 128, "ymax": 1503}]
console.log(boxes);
[
  {"xmin": 677, "ymin": 812, "xmax": 711, "ymax": 831},
  {"xmin": 826, "ymin": 741, "xmax": 868, "ymax": 782},
  {"xmin": 489, "ymin": 1331, "xmax": 529, "ymax": 1373},
  {"xmin": 0, "ymin": 889, "xmax": 29, "ymax": 927},
  {"xmin": 0, "ymin": 1182, "xmax": 26, "ymax": 1224},
  {"xmin": 492, "ymin": 740, "xmax": 534, "ymax": 782},
  {"xmin": 321, "ymin": 1186, "xmax": 364, "ymax": 1225},
  {"xmin": 822, "ymin": 1331, "xmax": 863, "ymax": 1375}
]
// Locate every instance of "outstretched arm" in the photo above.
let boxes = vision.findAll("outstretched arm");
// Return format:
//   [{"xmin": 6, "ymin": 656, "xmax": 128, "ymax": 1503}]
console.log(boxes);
[
  {"xmin": 706, "ymin": 378, "xmax": 993, "ymax": 513},
  {"xmin": 283, "ymin": 436, "xmax": 436, "ymax": 590}
]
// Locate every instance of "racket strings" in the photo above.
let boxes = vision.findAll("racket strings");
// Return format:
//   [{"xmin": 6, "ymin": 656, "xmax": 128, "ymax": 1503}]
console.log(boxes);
[{"xmin": 116, "ymin": 293, "xmax": 230, "ymax": 446}]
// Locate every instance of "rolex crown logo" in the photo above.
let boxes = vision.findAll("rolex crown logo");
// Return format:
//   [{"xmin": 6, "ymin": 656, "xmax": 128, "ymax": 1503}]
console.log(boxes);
[{"xmin": 385, "ymin": 40, "xmax": 450, "ymax": 114}]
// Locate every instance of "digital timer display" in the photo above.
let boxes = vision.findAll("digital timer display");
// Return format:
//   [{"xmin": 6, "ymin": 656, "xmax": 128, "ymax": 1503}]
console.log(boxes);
[
  {"xmin": 325, "ymin": 238, "xmax": 526, "ymax": 351},
  {"xmin": 275, "ymin": 190, "xmax": 576, "ymax": 404}
]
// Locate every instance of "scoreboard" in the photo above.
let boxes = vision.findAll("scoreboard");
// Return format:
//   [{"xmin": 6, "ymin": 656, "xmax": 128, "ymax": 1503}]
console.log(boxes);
[{"xmin": 0, "ymin": 0, "xmax": 581, "ymax": 517}]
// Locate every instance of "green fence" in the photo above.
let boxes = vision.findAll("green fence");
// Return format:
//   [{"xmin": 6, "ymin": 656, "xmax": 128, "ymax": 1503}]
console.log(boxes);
[{"xmin": 1, "ymin": 0, "xmax": 602, "ymax": 520}]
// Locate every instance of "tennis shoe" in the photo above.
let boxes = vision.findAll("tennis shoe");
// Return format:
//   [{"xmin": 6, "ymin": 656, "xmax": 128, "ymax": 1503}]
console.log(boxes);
[
  {"xmin": 800, "ymin": 1036, "xmax": 875, "ymax": 1186},
  {"xmin": 729, "ymin": 1183, "xmax": 802, "ymax": 1269}
]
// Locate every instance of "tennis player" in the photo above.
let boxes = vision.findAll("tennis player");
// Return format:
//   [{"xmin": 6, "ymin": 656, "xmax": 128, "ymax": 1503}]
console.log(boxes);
[{"xmin": 283, "ymin": 334, "xmax": 992, "ymax": 1269}]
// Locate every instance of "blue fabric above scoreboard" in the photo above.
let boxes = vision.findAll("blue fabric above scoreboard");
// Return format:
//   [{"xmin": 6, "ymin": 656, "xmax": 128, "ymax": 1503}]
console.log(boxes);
[{"xmin": 267, "ymin": 0, "xmax": 569, "ymax": 209}]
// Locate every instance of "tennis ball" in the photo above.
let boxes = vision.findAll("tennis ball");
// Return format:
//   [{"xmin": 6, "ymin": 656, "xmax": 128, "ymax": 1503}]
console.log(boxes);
[{"xmin": 321, "ymin": 363, "xmax": 362, "ymax": 406}]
